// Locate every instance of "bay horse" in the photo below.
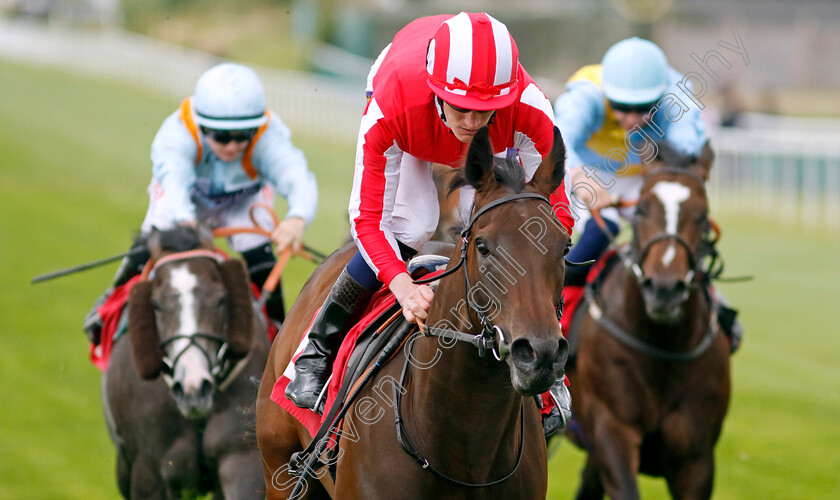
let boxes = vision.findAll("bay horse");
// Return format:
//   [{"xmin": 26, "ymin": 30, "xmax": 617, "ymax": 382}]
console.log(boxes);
[
  {"xmin": 103, "ymin": 225, "xmax": 270, "ymax": 499},
  {"xmin": 564, "ymin": 158, "xmax": 730, "ymax": 500},
  {"xmin": 256, "ymin": 125, "xmax": 572, "ymax": 499}
]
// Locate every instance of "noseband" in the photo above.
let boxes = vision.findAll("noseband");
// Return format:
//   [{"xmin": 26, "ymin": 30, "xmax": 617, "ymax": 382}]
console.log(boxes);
[
  {"xmin": 414, "ymin": 192, "xmax": 562, "ymax": 361},
  {"xmin": 149, "ymin": 250, "xmax": 245, "ymax": 389}
]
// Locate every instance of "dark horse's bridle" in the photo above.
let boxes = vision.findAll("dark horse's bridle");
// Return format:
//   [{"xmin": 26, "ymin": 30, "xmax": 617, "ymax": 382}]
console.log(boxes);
[
  {"xmin": 588, "ymin": 167, "xmax": 720, "ymax": 362},
  {"xmin": 289, "ymin": 192, "xmax": 578, "ymax": 494},
  {"xmin": 148, "ymin": 250, "xmax": 247, "ymax": 389}
]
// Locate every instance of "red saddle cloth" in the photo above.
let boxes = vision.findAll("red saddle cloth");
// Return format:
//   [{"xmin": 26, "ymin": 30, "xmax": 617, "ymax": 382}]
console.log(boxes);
[
  {"xmin": 90, "ymin": 278, "xmax": 277, "ymax": 372},
  {"xmin": 560, "ymin": 249, "xmax": 619, "ymax": 335},
  {"xmin": 270, "ymin": 288, "xmax": 398, "ymax": 437}
]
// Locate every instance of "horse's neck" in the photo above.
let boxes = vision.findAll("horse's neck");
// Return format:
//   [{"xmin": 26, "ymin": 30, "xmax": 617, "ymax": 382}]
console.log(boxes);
[{"xmin": 403, "ymin": 287, "xmax": 523, "ymax": 464}]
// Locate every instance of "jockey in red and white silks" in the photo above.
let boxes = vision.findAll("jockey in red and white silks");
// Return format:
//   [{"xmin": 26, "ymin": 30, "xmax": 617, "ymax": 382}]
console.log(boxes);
[
  {"xmin": 349, "ymin": 13, "xmax": 574, "ymax": 287},
  {"xmin": 285, "ymin": 13, "xmax": 575, "ymax": 430}
]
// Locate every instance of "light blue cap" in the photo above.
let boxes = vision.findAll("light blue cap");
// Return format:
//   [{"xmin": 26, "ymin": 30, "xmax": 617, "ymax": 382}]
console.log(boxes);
[{"xmin": 601, "ymin": 37, "xmax": 668, "ymax": 105}]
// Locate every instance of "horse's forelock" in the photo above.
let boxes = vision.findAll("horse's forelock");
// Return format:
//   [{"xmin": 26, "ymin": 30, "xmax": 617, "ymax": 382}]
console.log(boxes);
[
  {"xmin": 155, "ymin": 226, "xmax": 204, "ymax": 253},
  {"xmin": 448, "ymin": 156, "xmax": 525, "ymax": 197}
]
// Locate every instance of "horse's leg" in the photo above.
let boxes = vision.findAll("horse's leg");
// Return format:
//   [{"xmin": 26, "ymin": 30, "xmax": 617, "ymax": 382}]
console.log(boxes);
[
  {"xmin": 217, "ymin": 449, "xmax": 266, "ymax": 499},
  {"xmin": 588, "ymin": 407, "xmax": 643, "ymax": 500},
  {"xmin": 114, "ymin": 449, "xmax": 131, "ymax": 499},
  {"xmin": 575, "ymin": 454, "xmax": 605, "ymax": 500},
  {"xmin": 664, "ymin": 452, "xmax": 715, "ymax": 500},
  {"xmin": 127, "ymin": 458, "xmax": 166, "ymax": 500}
]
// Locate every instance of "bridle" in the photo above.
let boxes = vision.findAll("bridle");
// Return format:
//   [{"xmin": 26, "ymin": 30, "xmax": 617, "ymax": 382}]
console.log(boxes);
[
  {"xmin": 415, "ymin": 191, "xmax": 579, "ymax": 361},
  {"xmin": 146, "ymin": 249, "xmax": 247, "ymax": 389}
]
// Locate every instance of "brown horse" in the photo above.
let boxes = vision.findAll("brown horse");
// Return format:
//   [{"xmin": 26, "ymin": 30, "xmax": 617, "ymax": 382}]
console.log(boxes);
[
  {"xmin": 103, "ymin": 226, "xmax": 269, "ymax": 499},
  {"xmin": 564, "ymin": 160, "xmax": 730, "ymax": 500},
  {"xmin": 256, "ymin": 126, "xmax": 572, "ymax": 499}
]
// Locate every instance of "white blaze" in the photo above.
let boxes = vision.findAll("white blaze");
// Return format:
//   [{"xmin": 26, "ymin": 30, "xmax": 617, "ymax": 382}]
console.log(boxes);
[
  {"xmin": 169, "ymin": 266, "xmax": 211, "ymax": 393},
  {"xmin": 652, "ymin": 181, "xmax": 691, "ymax": 267}
]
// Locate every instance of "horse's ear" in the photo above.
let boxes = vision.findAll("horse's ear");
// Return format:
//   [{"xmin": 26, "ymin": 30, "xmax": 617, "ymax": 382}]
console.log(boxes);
[
  {"xmin": 464, "ymin": 126, "xmax": 495, "ymax": 191},
  {"xmin": 219, "ymin": 259, "xmax": 254, "ymax": 358},
  {"xmin": 528, "ymin": 126, "xmax": 566, "ymax": 197},
  {"xmin": 127, "ymin": 280, "xmax": 166, "ymax": 379},
  {"xmin": 688, "ymin": 140, "xmax": 714, "ymax": 181}
]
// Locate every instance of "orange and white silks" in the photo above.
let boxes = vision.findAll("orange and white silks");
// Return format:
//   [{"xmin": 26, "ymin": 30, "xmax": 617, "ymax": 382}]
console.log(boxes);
[{"xmin": 178, "ymin": 97, "xmax": 270, "ymax": 180}]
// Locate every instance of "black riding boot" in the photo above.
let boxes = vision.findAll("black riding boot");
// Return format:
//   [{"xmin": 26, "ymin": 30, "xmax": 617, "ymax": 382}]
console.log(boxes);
[
  {"xmin": 83, "ymin": 235, "xmax": 149, "ymax": 344},
  {"xmin": 285, "ymin": 268, "xmax": 375, "ymax": 411},
  {"xmin": 712, "ymin": 289, "xmax": 743, "ymax": 354},
  {"xmin": 242, "ymin": 244, "xmax": 286, "ymax": 324}
]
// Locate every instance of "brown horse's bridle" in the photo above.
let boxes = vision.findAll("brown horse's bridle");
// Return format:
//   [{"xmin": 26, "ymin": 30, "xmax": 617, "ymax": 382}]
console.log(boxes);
[
  {"xmin": 624, "ymin": 168, "xmax": 717, "ymax": 301},
  {"xmin": 415, "ymin": 191, "xmax": 584, "ymax": 361},
  {"xmin": 147, "ymin": 250, "xmax": 248, "ymax": 390}
]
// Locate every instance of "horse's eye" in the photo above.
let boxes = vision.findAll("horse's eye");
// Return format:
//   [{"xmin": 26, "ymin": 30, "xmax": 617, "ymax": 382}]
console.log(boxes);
[
  {"xmin": 151, "ymin": 299, "xmax": 162, "ymax": 311},
  {"xmin": 217, "ymin": 296, "xmax": 227, "ymax": 308},
  {"xmin": 475, "ymin": 239, "xmax": 490, "ymax": 256},
  {"xmin": 564, "ymin": 241, "xmax": 572, "ymax": 256}
]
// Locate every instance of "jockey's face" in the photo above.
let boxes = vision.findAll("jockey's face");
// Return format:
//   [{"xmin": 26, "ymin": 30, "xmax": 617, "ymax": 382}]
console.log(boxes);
[
  {"xmin": 442, "ymin": 102, "xmax": 496, "ymax": 143},
  {"xmin": 613, "ymin": 109, "xmax": 656, "ymax": 131},
  {"xmin": 202, "ymin": 127, "xmax": 255, "ymax": 162}
]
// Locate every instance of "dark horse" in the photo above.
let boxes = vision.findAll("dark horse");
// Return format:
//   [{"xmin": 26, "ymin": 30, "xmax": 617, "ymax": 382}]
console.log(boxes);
[
  {"xmin": 256, "ymin": 126, "xmax": 571, "ymax": 499},
  {"xmin": 565, "ymin": 156, "xmax": 730, "ymax": 500},
  {"xmin": 103, "ymin": 226, "xmax": 270, "ymax": 499}
]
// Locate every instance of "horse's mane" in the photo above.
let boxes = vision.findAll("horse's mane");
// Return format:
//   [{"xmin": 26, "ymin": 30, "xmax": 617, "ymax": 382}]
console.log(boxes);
[
  {"xmin": 447, "ymin": 154, "xmax": 525, "ymax": 196},
  {"xmin": 155, "ymin": 226, "xmax": 203, "ymax": 253}
]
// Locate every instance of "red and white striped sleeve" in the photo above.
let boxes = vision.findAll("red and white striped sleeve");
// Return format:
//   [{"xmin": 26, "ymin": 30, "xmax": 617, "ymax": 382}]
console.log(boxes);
[{"xmin": 348, "ymin": 98, "xmax": 410, "ymax": 286}]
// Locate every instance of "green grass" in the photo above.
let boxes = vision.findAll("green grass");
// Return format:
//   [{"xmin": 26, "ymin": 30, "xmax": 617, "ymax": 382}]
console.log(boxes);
[{"xmin": 1, "ymin": 58, "xmax": 839, "ymax": 499}]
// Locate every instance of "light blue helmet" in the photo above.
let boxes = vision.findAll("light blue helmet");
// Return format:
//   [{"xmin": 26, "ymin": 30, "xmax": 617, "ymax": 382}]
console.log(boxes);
[
  {"xmin": 601, "ymin": 37, "xmax": 668, "ymax": 105},
  {"xmin": 193, "ymin": 63, "xmax": 268, "ymax": 130}
]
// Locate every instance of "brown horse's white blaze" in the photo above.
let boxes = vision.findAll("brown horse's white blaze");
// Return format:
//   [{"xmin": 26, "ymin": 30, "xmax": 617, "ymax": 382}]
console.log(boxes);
[
  {"xmin": 638, "ymin": 178, "xmax": 698, "ymax": 324},
  {"xmin": 163, "ymin": 264, "xmax": 217, "ymax": 418}
]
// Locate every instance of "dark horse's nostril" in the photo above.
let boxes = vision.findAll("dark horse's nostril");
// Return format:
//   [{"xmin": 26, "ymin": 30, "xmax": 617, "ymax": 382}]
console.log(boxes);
[
  {"xmin": 199, "ymin": 379, "xmax": 214, "ymax": 399},
  {"xmin": 511, "ymin": 338, "xmax": 537, "ymax": 367},
  {"xmin": 172, "ymin": 381, "xmax": 184, "ymax": 398}
]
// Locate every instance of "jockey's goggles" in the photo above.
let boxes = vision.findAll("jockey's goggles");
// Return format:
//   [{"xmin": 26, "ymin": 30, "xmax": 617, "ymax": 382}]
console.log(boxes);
[
  {"xmin": 443, "ymin": 101, "xmax": 491, "ymax": 114},
  {"xmin": 608, "ymin": 100, "xmax": 658, "ymax": 115},
  {"xmin": 201, "ymin": 126, "xmax": 258, "ymax": 144}
]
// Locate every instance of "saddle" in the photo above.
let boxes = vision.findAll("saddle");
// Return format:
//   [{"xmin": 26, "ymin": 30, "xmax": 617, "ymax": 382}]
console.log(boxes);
[{"xmin": 270, "ymin": 255, "xmax": 450, "ymax": 437}]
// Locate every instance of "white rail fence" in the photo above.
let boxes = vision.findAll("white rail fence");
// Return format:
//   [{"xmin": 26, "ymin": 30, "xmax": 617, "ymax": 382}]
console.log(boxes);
[{"xmin": 1, "ymin": 20, "xmax": 838, "ymax": 230}]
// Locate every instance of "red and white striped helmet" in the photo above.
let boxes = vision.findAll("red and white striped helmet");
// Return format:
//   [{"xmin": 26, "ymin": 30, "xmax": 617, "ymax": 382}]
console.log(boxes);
[{"xmin": 426, "ymin": 12, "xmax": 520, "ymax": 111}]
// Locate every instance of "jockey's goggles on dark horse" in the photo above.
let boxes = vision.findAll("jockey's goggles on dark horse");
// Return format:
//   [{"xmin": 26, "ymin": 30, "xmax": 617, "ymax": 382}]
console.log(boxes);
[
  {"xmin": 609, "ymin": 100, "xmax": 658, "ymax": 115},
  {"xmin": 201, "ymin": 126, "xmax": 258, "ymax": 144}
]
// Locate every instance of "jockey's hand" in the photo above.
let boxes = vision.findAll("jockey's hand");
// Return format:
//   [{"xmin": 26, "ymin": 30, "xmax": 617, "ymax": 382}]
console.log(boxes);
[
  {"xmin": 570, "ymin": 168, "xmax": 618, "ymax": 212},
  {"xmin": 270, "ymin": 217, "xmax": 305, "ymax": 254},
  {"xmin": 389, "ymin": 272, "xmax": 435, "ymax": 324}
]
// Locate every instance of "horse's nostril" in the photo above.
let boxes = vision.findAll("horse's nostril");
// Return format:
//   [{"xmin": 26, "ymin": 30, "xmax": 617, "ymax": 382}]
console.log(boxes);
[
  {"xmin": 199, "ymin": 379, "xmax": 214, "ymax": 399},
  {"xmin": 511, "ymin": 339, "xmax": 537, "ymax": 366},
  {"xmin": 172, "ymin": 381, "xmax": 184, "ymax": 398},
  {"xmin": 642, "ymin": 278, "xmax": 654, "ymax": 290}
]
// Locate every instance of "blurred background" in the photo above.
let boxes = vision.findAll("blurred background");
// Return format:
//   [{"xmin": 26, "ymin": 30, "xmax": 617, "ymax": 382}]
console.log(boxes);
[{"xmin": 1, "ymin": 0, "xmax": 838, "ymax": 498}]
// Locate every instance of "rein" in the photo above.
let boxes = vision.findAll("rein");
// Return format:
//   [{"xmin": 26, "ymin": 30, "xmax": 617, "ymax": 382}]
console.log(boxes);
[{"xmin": 393, "ymin": 336, "xmax": 526, "ymax": 487}]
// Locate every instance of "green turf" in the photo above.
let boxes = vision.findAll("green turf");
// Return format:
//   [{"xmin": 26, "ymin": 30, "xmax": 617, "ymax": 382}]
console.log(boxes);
[{"xmin": 1, "ymin": 58, "xmax": 839, "ymax": 499}]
